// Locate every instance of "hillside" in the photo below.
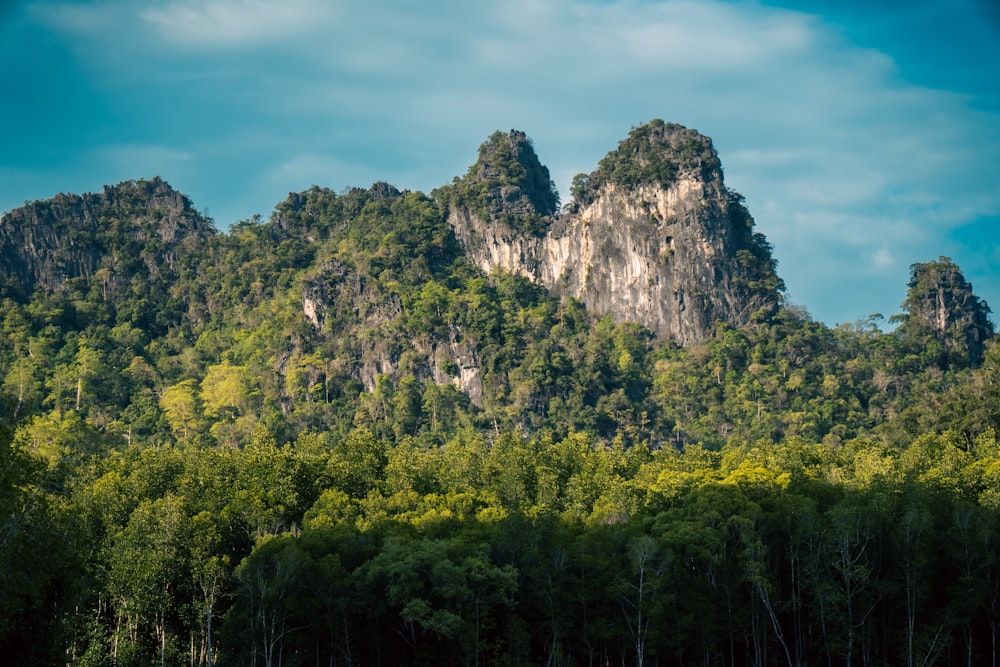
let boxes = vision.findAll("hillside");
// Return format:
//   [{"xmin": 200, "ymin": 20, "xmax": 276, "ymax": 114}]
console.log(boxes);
[
  {"xmin": 0, "ymin": 122, "xmax": 998, "ymax": 666},
  {"xmin": 438, "ymin": 121, "xmax": 783, "ymax": 346},
  {"xmin": 0, "ymin": 177, "xmax": 214, "ymax": 309},
  {"xmin": 0, "ymin": 122, "xmax": 992, "ymax": 447}
]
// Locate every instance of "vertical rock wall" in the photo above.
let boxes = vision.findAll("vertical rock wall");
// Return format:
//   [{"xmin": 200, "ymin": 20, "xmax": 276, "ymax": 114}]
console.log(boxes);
[{"xmin": 444, "ymin": 122, "xmax": 783, "ymax": 346}]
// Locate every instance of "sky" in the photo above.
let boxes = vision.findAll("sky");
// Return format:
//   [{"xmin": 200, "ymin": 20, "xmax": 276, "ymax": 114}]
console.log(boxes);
[{"xmin": 1, "ymin": 0, "xmax": 999, "ymax": 327}]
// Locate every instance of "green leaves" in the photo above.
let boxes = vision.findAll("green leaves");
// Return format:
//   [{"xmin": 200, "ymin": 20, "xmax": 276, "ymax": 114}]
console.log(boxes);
[
  {"xmin": 436, "ymin": 129, "xmax": 558, "ymax": 235},
  {"xmin": 161, "ymin": 379, "xmax": 203, "ymax": 441},
  {"xmin": 6, "ymin": 408, "xmax": 1000, "ymax": 666},
  {"xmin": 200, "ymin": 362, "xmax": 250, "ymax": 420}
]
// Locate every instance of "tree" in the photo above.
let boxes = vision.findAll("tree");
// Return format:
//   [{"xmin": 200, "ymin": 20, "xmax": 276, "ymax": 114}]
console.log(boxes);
[
  {"xmin": 619, "ymin": 533, "xmax": 667, "ymax": 667},
  {"xmin": 200, "ymin": 362, "xmax": 251, "ymax": 421},
  {"xmin": 232, "ymin": 428, "xmax": 308, "ymax": 539},
  {"xmin": 12, "ymin": 408, "xmax": 103, "ymax": 470},
  {"xmin": 74, "ymin": 342, "xmax": 106, "ymax": 412},
  {"xmin": 107, "ymin": 494, "xmax": 189, "ymax": 667},
  {"xmin": 2, "ymin": 355, "xmax": 42, "ymax": 420},
  {"xmin": 361, "ymin": 535, "xmax": 516, "ymax": 665},
  {"xmin": 814, "ymin": 496, "xmax": 885, "ymax": 667},
  {"xmin": 0, "ymin": 424, "xmax": 77, "ymax": 665},
  {"xmin": 325, "ymin": 427, "xmax": 387, "ymax": 500},
  {"xmin": 230, "ymin": 537, "xmax": 306, "ymax": 667},
  {"xmin": 188, "ymin": 510, "xmax": 230, "ymax": 667},
  {"xmin": 160, "ymin": 380, "xmax": 203, "ymax": 441}
]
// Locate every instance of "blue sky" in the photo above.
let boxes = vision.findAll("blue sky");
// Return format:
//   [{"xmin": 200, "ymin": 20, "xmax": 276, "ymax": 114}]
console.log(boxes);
[{"xmin": 2, "ymin": 0, "xmax": 998, "ymax": 327}]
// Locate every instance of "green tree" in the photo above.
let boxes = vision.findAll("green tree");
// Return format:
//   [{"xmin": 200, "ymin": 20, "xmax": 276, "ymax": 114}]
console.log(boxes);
[
  {"xmin": 107, "ymin": 494, "xmax": 189, "ymax": 666},
  {"xmin": 2, "ymin": 355, "xmax": 42, "ymax": 420},
  {"xmin": 160, "ymin": 379, "xmax": 203, "ymax": 441},
  {"xmin": 200, "ymin": 362, "xmax": 251, "ymax": 421},
  {"xmin": 230, "ymin": 537, "xmax": 306, "ymax": 667}
]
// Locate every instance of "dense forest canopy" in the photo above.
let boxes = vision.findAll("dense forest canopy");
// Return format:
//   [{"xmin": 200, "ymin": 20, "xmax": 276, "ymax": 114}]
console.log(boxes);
[{"xmin": 1, "ymin": 124, "xmax": 998, "ymax": 666}]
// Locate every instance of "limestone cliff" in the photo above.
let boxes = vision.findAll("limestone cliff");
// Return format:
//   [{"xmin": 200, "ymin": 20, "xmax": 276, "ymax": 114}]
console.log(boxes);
[
  {"xmin": 0, "ymin": 177, "xmax": 214, "ymax": 301},
  {"xmin": 301, "ymin": 254, "xmax": 486, "ymax": 402},
  {"xmin": 897, "ymin": 257, "xmax": 994, "ymax": 367},
  {"xmin": 292, "ymin": 184, "xmax": 487, "ymax": 403},
  {"xmin": 439, "ymin": 121, "xmax": 784, "ymax": 346}
]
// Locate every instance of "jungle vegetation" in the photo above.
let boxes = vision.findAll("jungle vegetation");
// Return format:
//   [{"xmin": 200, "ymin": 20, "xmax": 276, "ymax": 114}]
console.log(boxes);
[{"xmin": 0, "ymin": 178, "xmax": 998, "ymax": 666}]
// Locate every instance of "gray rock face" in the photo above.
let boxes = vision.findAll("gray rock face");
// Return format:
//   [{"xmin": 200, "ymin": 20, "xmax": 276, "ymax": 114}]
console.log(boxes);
[
  {"xmin": 899, "ymin": 257, "xmax": 994, "ymax": 367},
  {"xmin": 433, "ymin": 329, "xmax": 485, "ymax": 406},
  {"xmin": 301, "ymin": 256, "xmax": 486, "ymax": 403},
  {"xmin": 0, "ymin": 177, "xmax": 214, "ymax": 300},
  {"xmin": 443, "ymin": 121, "xmax": 783, "ymax": 346}
]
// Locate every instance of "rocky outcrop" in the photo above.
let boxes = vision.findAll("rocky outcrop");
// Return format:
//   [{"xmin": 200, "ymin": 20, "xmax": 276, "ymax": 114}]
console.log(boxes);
[
  {"xmin": 430, "ymin": 329, "xmax": 485, "ymax": 406},
  {"xmin": 445, "ymin": 129, "xmax": 559, "ymax": 237},
  {"xmin": 441, "ymin": 121, "xmax": 784, "ymax": 346},
  {"xmin": 0, "ymin": 177, "xmax": 214, "ymax": 300},
  {"xmin": 898, "ymin": 257, "xmax": 994, "ymax": 367},
  {"xmin": 302, "ymin": 256, "xmax": 487, "ymax": 403}
]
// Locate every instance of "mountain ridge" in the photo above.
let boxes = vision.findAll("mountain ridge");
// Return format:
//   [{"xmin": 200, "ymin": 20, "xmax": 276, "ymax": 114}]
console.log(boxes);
[
  {"xmin": 0, "ymin": 122, "xmax": 994, "ymax": 446},
  {"xmin": 2, "ymin": 121, "xmax": 782, "ymax": 349},
  {"xmin": 437, "ymin": 121, "xmax": 783, "ymax": 346},
  {"xmin": 0, "ymin": 176, "xmax": 214, "ymax": 311},
  {"xmin": 4, "ymin": 127, "xmax": 1000, "ymax": 667}
]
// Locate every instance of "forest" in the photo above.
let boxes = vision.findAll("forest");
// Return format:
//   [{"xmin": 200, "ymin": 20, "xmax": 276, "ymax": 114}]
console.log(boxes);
[{"xmin": 0, "ymin": 164, "xmax": 999, "ymax": 666}]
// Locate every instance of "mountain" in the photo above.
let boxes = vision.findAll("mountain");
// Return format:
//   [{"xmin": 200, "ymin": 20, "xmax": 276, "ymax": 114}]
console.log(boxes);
[
  {"xmin": 2, "ymin": 123, "xmax": 781, "ymax": 349},
  {"xmin": 0, "ymin": 177, "xmax": 214, "ymax": 303},
  {"xmin": 0, "ymin": 122, "xmax": 995, "ymax": 447},
  {"xmin": 896, "ymin": 256, "xmax": 994, "ymax": 367},
  {"xmin": 4, "ymin": 125, "xmax": 1000, "ymax": 667},
  {"xmin": 438, "ymin": 121, "xmax": 784, "ymax": 346}
]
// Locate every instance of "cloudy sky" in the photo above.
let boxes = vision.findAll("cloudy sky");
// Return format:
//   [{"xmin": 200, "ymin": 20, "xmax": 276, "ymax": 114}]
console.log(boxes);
[{"xmin": 2, "ymin": 0, "xmax": 999, "ymax": 327}]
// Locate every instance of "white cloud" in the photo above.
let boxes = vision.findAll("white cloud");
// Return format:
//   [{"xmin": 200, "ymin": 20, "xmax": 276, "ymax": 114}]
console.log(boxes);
[
  {"xmin": 95, "ymin": 144, "xmax": 192, "ymax": 169},
  {"xmin": 872, "ymin": 247, "xmax": 895, "ymax": 270},
  {"xmin": 139, "ymin": 0, "xmax": 337, "ymax": 46}
]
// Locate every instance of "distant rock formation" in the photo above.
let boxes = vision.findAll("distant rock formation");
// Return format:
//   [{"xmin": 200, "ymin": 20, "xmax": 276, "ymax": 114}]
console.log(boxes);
[
  {"xmin": 439, "ymin": 121, "xmax": 784, "ymax": 346},
  {"xmin": 0, "ymin": 177, "xmax": 214, "ymax": 301},
  {"xmin": 898, "ymin": 257, "xmax": 994, "ymax": 367}
]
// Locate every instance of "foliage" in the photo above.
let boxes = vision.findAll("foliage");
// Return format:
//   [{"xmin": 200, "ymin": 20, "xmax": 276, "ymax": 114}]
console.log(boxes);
[
  {"xmin": 4, "ymin": 424, "xmax": 1000, "ymax": 665},
  {"xmin": 0, "ymin": 173, "xmax": 998, "ymax": 665},
  {"xmin": 434, "ymin": 130, "xmax": 559, "ymax": 235},
  {"xmin": 568, "ymin": 119, "xmax": 722, "ymax": 211}
]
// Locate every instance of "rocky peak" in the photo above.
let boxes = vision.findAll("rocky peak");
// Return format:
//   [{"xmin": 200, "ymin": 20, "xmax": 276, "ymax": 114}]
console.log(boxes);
[
  {"xmin": 438, "ymin": 129, "xmax": 559, "ymax": 237},
  {"xmin": 441, "ymin": 120, "xmax": 783, "ymax": 346},
  {"xmin": 0, "ymin": 177, "xmax": 214, "ymax": 300},
  {"xmin": 273, "ymin": 182, "xmax": 406, "ymax": 240},
  {"xmin": 568, "ymin": 120, "xmax": 723, "ymax": 212},
  {"xmin": 367, "ymin": 181, "xmax": 403, "ymax": 201},
  {"xmin": 897, "ymin": 257, "xmax": 994, "ymax": 367}
]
